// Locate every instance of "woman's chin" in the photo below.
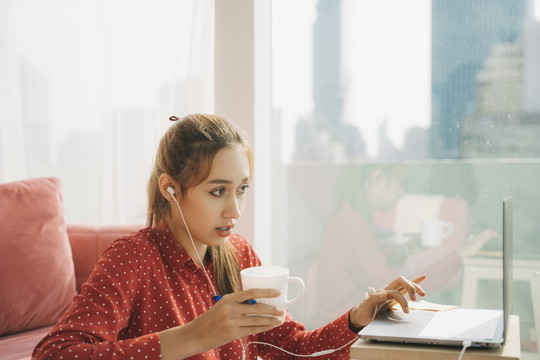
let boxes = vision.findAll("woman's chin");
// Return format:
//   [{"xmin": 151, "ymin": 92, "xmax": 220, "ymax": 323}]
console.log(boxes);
[{"xmin": 208, "ymin": 236, "xmax": 228, "ymax": 247}]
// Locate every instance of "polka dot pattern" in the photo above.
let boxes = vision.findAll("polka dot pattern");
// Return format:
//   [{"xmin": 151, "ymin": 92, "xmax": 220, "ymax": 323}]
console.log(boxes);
[{"xmin": 33, "ymin": 223, "xmax": 357, "ymax": 359}]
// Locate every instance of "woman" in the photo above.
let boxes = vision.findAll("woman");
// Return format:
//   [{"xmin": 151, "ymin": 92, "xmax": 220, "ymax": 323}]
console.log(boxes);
[
  {"xmin": 309, "ymin": 164, "xmax": 464, "ymax": 328},
  {"xmin": 33, "ymin": 114, "xmax": 425, "ymax": 359}
]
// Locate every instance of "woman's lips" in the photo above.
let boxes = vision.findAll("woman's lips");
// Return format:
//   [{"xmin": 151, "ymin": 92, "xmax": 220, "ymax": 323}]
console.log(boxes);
[{"xmin": 215, "ymin": 226, "xmax": 233, "ymax": 238}]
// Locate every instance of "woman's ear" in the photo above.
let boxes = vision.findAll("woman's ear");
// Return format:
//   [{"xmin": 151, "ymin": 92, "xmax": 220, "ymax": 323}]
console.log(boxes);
[
  {"xmin": 158, "ymin": 173, "xmax": 178, "ymax": 201},
  {"xmin": 371, "ymin": 168, "xmax": 385, "ymax": 183},
  {"xmin": 366, "ymin": 168, "xmax": 384, "ymax": 189}
]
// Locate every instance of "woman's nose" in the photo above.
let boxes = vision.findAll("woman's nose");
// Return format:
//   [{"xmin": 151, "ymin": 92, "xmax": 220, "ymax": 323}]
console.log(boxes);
[{"xmin": 224, "ymin": 195, "xmax": 242, "ymax": 219}]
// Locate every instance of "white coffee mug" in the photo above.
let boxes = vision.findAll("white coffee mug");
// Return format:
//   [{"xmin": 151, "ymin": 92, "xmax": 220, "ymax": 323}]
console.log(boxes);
[
  {"xmin": 240, "ymin": 265, "xmax": 305, "ymax": 323},
  {"xmin": 421, "ymin": 219, "xmax": 454, "ymax": 247}
]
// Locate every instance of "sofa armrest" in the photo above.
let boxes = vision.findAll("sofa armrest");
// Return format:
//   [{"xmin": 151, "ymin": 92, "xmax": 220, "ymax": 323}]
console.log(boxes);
[{"xmin": 67, "ymin": 224, "xmax": 141, "ymax": 293}]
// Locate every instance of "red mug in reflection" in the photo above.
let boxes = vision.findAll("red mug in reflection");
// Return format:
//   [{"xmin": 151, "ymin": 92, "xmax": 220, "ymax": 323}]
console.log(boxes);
[{"xmin": 421, "ymin": 219, "xmax": 453, "ymax": 247}]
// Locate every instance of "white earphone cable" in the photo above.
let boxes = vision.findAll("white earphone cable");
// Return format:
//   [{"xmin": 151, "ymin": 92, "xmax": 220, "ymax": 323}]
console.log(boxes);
[
  {"xmin": 240, "ymin": 337, "xmax": 358, "ymax": 360},
  {"xmin": 169, "ymin": 191, "xmax": 218, "ymax": 296}
]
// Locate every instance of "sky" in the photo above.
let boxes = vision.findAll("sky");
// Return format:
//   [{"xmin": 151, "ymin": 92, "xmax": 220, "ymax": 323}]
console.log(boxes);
[{"xmin": 272, "ymin": 0, "xmax": 432, "ymax": 161}]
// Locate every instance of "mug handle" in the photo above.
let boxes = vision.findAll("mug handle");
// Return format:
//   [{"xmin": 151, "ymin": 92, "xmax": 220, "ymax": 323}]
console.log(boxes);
[
  {"xmin": 442, "ymin": 222, "xmax": 454, "ymax": 238},
  {"xmin": 284, "ymin": 276, "xmax": 305, "ymax": 306}
]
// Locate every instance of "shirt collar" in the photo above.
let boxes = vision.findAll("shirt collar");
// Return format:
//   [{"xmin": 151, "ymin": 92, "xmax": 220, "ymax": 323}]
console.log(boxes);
[{"xmin": 153, "ymin": 221, "xmax": 213, "ymax": 271}]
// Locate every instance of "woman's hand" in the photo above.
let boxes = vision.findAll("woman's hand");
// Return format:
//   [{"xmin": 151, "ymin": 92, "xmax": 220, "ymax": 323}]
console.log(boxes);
[
  {"xmin": 349, "ymin": 275, "xmax": 427, "ymax": 332},
  {"xmin": 160, "ymin": 288, "xmax": 283, "ymax": 360}
]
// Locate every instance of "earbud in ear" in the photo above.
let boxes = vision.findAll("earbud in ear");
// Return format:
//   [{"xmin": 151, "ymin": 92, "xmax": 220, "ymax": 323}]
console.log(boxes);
[{"xmin": 166, "ymin": 187, "xmax": 175, "ymax": 196}]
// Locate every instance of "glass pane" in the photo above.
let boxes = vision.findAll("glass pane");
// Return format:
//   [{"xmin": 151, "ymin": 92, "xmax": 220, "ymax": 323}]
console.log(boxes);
[{"xmin": 272, "ymin": 0, "xmax": 540, "ymax": 356}]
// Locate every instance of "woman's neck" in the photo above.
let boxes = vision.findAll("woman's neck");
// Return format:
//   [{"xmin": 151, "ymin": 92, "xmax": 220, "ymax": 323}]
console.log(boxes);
[{"xmin": 166, "ymin": 218, "xmax": 208, "ymax": 268}]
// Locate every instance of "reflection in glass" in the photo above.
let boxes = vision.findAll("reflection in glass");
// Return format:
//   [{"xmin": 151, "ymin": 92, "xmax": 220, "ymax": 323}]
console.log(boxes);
[{"xmin": 273, "ymin": 0, "xmax": 540, "ymax": 355}]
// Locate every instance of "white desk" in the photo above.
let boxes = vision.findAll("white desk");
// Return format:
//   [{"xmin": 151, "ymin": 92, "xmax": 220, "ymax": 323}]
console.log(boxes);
[{"xmin": 349, "ymin": 315, "xmax": 521, "ymax": 360}]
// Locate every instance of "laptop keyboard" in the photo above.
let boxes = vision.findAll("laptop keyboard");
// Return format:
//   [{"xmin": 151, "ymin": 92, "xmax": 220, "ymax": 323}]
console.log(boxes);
[
  {"xmin": 458, "ymin": 315, "xmax": 499, "ymax": 340},
  {"xmin": 420, "ymin": 309, "xmax": 502, "ymax": 340}
]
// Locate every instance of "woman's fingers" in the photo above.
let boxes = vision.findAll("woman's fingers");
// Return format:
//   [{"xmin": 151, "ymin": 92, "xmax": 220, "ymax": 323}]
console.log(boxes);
[
  {"xmin": 375, "ymin": 275, "xmax": 428, "ymax": 313},
  {"xmin": 242, "ymin": 303, "xmax": 283, "ymax": 318},
  {"xmin": 384, "ymin": 275, "xmax": 427, "ymax": 300},
  {"xmin": 350, "ymin": 275, "xmax": 428, "ymax": 330},
  {"xmin": 218, "ymin": 289, "xmax": 284, "ymax": 328},
  {"xmin": 410, "ymin": 275, "xmax": 427, "ymax": 296},
  {"xmin": 237, "ymin": 314, "xmax": 282, "ymax": 328},
  {"xmin": 232, "ymin": 288, "xmax": 280, "ymax": 303},
  {"xmin": 412, "ymin": 274, "xmax": 427, "ymax": 285},
  {"xmin": 382, "ymin": 289, "xmax": 410, "ymax": 313}
]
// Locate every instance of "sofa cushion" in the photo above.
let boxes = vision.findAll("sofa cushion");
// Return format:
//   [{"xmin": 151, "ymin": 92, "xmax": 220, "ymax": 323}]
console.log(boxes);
[
  {"xmin": 67, "ymin": 223, "xmax": 141, "ymax": 292},
  {"xmin": 0, "ymin": 177, "xmax": 76, "ymax": 336}
]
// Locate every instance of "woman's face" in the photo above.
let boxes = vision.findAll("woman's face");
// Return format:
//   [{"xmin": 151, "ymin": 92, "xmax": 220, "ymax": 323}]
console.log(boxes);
[
  {"xmin": 365, "ymin": 169, "xmax": 404, "ymax": 212},
  {"xmin": 177, "ymin": 144, "xmax": 251, "ymax": 247}
]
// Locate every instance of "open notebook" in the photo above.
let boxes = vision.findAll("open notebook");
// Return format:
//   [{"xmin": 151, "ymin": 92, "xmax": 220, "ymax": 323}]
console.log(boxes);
[{"xmin": 359, "ymin": 197, "xmax": 513, "ymax": 348}]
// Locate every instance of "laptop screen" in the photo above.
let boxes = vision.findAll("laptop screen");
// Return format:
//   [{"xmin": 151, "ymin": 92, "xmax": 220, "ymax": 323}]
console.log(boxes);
[{"xmin": 502, "ymin": 196, "xmax": 513, "ymax": 344}]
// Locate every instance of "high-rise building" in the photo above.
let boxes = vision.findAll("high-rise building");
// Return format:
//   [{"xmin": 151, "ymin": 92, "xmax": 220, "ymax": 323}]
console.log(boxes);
[
  {"xmin": 461, "ymin": 39, "xmax": 540, "ymax": 158},
  {"xmin": 293, "ymin": 0, "xmax": 365, "ymax": 161},
  {"xmin": 431, "ymin": 0, "xmax": 525, "ymax": 159}
]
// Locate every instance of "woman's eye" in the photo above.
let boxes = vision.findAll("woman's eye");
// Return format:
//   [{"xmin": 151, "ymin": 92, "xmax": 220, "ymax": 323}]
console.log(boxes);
[
  {"xmin": 237, "ymin": 184, "xmax": 249, "ymax": 194},
  {"xmin": 210, "ymin": 188, "xmax": 226, "ymax": 197}
]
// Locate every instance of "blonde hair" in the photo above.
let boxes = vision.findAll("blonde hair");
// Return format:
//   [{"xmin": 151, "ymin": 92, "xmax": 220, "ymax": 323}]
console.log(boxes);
[{"xmin": 147, "ymin": 114, "xmax": 253, "ymax": 294}]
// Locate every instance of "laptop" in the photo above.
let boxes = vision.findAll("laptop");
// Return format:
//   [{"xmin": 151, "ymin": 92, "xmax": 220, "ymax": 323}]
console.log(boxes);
[{"xmin": 358, "ymin": 197, "xmax": 513, "ymax": 348}]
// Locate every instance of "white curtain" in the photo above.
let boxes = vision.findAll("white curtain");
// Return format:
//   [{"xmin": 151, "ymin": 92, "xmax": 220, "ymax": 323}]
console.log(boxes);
[{"xmin": 0, "ymin": 0, "xmax": 214, "ymax": 224}]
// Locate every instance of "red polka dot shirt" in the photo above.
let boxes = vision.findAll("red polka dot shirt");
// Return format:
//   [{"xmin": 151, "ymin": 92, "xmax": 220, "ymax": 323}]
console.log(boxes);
[{"xmin": 33, "ymin": 223, "xmax": 358, "ymax": 359}]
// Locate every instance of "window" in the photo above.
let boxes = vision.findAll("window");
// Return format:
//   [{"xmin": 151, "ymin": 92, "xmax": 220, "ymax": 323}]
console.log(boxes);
[
  {"xmin": 272, "ymin": 0, "xmax": 540, "ymax": 356},
  {"xmin": 0, "ymin": 0, "xmax": 214, "ymax": 224}
]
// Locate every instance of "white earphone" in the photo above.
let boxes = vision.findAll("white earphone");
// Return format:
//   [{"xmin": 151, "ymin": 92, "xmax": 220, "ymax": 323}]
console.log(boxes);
[{"xmin": 167, "ymin": 186, "xmax": 175, "ymax": 196}]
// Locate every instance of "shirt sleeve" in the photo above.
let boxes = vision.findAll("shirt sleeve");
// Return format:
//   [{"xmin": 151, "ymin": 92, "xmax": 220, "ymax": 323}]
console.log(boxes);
[
  {"xmin": 256, "ymin": 310, "xmax": 358, "ymax": 359},
  {"xmin": 32, "ymin": 239, "xmax": 161, "ymax": 360}
]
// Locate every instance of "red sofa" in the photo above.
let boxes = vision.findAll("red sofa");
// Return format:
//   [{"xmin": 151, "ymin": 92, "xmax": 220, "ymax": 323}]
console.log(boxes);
[{"xmin": 0, "ymin": 178, "xmax": 140, "ymax": 360}]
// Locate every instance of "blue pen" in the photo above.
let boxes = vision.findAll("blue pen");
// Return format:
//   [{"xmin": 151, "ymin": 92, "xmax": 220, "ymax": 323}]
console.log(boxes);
[{"xmin": 212, "ymin": 295, "xmax": 256, "ymax": 305}]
